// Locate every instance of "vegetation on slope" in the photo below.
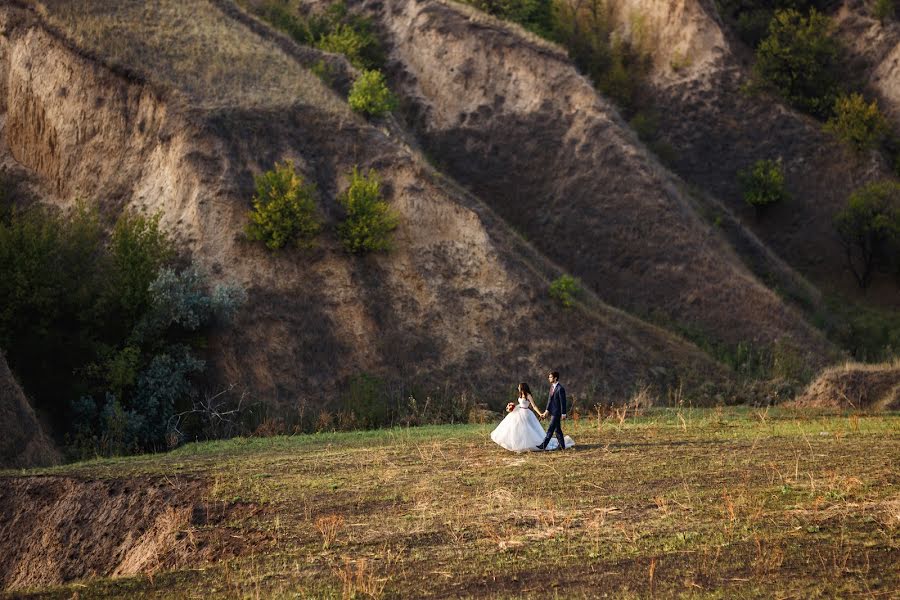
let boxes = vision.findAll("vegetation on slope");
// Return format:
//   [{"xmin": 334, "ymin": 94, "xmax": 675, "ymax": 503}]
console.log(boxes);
[{"xmin": 0, "ymin": 189, "xmax": 244, "ymax": 458}]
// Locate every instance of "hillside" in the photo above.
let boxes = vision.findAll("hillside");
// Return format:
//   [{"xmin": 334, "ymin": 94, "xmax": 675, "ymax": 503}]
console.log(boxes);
[
  {"xmin": 602, "ymin": 0, "xmax": 898, "ymax": 299},
  {"xmin": 0, "ymin": 0, "xmax": 740, "ymax": 418},
  {"xmin": 351, "ymin": 0, "xmax": 836, "ymax": 359},
  {"xmin": 0, "ymin": 351, "xmax": 59, "ymax": 469},
  {"xmin": 1, "ymin": 409, "xmax": 897, "ymax": 596}
]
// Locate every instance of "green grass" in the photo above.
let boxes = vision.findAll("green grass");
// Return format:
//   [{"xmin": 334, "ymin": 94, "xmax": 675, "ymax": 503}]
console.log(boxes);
[{"xmin": 5, "ymin": 408, "xmax": 899, "ymax": 598}]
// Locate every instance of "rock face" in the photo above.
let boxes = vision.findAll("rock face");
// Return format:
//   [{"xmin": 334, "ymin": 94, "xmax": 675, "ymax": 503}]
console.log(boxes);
[
  {"xmin": 0, "ymin": 351, "xmax": 59, "ymax": 469},
  {"xmin": 362, "ymin": 0, "xmax": 834, "ymax": 359},
  {"xmin": 0, "ymin": 1, "xmax": 733, "ymax": 410},
  {"xmin": 792, "ymin": 361, "xmax": 900, "ymax": 410}
]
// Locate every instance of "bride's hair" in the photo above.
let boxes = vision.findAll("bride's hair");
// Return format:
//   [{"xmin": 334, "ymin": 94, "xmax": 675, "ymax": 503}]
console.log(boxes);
[{"xmin": 518, "ymin": 382, "xmax": 532, "ymax": 398}]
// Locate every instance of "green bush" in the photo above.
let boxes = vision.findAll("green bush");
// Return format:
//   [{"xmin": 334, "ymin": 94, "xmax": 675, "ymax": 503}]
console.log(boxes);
[
  {"xmin": 824, "ymin": 93, "xmax": 889, "ymax": 154},
  {"xmin": 753, "ymin": 8, "xmax": 841, "ymax": 119},
  {"xmin": 466, "ymin": 0, "xmax": 554, "ymax": 37},
  {"xmin": 738, "ymin": 158, "xmax": 790, "ymax": 217},
  {"xmin": 551, "ymin": 0, "xmax": 649, "ymax": 114},
  {"xmin": 0, "ymin": 202, "xmax": 245, "ymax": 457},
  {"xmin": 834, "ymin": 180, "xmax": 900, "ymax": 289},
  {"xmin": 715, "ymin": 1, "xmax": 833, "ymax": 48},
  {"xmin": 337, "ymin": 167, "xmax": 399, "ymax": 253},
  {"xmin": 250, "ymin": 1, "xmax": 385, "ymax": 70},
  {"xmin": 549, "ymin": 274, "xmax": 581, "ymax": 308},
  {"xmin": 874, "ymin": 0, "xmax": 897, "ymax": 22},
  {"xmin": 316, "ymin": 24, "xmax": 369, "ymax": 69},
  {"xmin": 348, "ymin": 70, "xmax": 397, "ymax": 116},
  {"xmin": 246, "ymin": 160, "xmax": 322, "ymax": 250}
]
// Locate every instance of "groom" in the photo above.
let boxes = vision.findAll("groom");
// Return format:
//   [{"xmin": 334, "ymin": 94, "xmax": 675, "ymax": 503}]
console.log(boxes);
[{"xmin": 537, "ymin": 370, "xmax": 566, "ymax": 451}]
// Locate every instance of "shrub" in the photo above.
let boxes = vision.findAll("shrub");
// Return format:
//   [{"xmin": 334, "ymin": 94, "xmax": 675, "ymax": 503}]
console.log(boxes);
[
  {"xmin": 738, "ymin": 158, "xmax": 790, "ymax": 217},
  {"xmin": 466, "ymin": 0, "xmax": 554, "ymax": 37},
  {"xmin": 253, "ymin": 1, "xmax": 385, "ymax": 70},
  {"xmin": 0, "ymin": 200, "xmax": 245, "ymax": 457},
  {"xmin": 246, "ymin": 160, "xmax": 322, "ymax": 250},
  {"xmin": 108, "ymin": 210, "xmax": 176, "ymax": 327},
  {"xmin": 549, "ymin": 274, "xmax": 581, "ymax": 308},
  {"xmin": 348, "ymin": 70, "xmax": 397, "ymax": 116},
  {"xmin": 716, "ymin": 1, "xmax": 833, "ymax": 48},
  {"xmin": 824, "ymin": 93, "xmax": 889, "ymax": 154},
  {"xmin": 342, "ymin": 373, "xmax": 388, "ymax": 428},
  {"xmin": 874, "ymin": 0, "xmax": 897, "ymax": 22},
  {"xmin": 552, "ymin": 0, "xmax": 648, "ymax": 114},
  {"xmin": 753, "ymin": 8, "xmax": 841, "ymax": 119},
  {"xmin": 337, "ymin": 167, "xmax": 399, "ymax": 253},
  {"xmin": 834, "ymin": 180, "xmax": 900, "ymax": 289}
]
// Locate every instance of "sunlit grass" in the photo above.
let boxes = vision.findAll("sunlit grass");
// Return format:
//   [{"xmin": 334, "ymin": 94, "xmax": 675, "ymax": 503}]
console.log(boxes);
[{"xmin": 8, "ymin": 408, "xmax": 899, "ymax": 598}]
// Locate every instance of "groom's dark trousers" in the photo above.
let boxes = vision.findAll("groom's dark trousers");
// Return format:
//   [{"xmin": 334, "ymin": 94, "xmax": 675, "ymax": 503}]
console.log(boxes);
[
  {"xmin": 541, "ymin": 383, "xmax": 566, "ymax": 449},
  {"xmin": 542, "ymin": 414, "xmax": 565, "ymax": 449}
]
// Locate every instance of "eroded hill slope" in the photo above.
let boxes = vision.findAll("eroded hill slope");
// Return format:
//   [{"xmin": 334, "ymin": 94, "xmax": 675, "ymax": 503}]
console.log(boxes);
[
  {"xmin": 603, "ymin": 0, "xmax": 896, "ymax": 297},
  {"xmin": 350, "ymin": 0, "xmax": 835, "ymax": 360},
  {"xmin": 0, "ymin": 0, "xmax": 729, "ymax": 414}
]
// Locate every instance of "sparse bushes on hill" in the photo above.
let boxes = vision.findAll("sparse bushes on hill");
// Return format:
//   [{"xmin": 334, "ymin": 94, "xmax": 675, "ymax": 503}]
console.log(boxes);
[
  {"xmin": 549, "ymin": 274, "xmax": 581, "ymax": 308},
  {"xmin": 825, "ymin": 93, "xmax": 889, "ymax": 155},
  {"xmin": 738, "ymin": 158, "xmax": 789, "ymax": 217},
  {"xmin": 337, "ymin": 167, "xmax": 399, "ymax": 253},
  {"xmin": 246, "ymin": 160, "xmax": 322, "ymax": 250},
  {"xmin": 348, "ymin": 70, "xmax": 397, "ymax": 116},
  {"xmin": 834, "ymin": 180, "xmax": 900, "ymax": 289}
]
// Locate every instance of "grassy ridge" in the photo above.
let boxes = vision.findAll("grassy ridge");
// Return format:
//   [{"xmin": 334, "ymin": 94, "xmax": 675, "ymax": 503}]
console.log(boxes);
[{"xmin": 9, "ymin": 408, "xmax": 899, "ymax": 598}]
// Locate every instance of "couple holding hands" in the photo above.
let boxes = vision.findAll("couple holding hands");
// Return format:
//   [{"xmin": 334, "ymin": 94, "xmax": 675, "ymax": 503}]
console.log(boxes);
[{"xmin": 490, "ymin": 371, "xmax": 575, "ymax": 452}]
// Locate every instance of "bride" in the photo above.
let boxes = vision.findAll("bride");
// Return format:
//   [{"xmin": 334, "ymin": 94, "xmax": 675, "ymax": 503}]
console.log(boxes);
[{"xmin": 491, "ymin": 383, "xmax": 574, "ymax": 452}]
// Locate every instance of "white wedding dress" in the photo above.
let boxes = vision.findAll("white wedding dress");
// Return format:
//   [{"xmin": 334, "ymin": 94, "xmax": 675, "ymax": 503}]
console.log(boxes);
[{"xmin": 490, "ymin": 397, "xmax": 574, "ymax": 452}]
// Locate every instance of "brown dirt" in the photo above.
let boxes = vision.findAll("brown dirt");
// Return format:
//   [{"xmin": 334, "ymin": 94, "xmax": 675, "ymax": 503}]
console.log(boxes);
[
  {"xmin": 791, "ymin": 361, "xmax": 900, "ymax": 410},
  {"xmin": 0, "ymin": 351, "xmax": 60, "ymax": 469},
  {"xmin": 0, "ymin": 0, "xmax": 732, "ymax": 413},
  {"xmin": 0, "ymin": 474, "xmax": 267, "ymax": 591}
]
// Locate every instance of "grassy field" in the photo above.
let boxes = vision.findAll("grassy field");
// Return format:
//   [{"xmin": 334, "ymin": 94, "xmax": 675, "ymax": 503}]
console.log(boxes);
[{"xmin": 9, "ymin": 408, "xmax": 900, "ymax": 598}]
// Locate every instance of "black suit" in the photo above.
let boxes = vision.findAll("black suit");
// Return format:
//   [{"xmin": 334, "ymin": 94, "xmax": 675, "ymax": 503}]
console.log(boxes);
[{"xmin": 540, "ymin": 383, "xmax": 566, "ymax": 449}]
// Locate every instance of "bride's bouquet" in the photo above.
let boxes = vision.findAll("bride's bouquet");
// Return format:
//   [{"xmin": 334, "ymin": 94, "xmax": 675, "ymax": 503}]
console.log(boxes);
[{"xmin": 505, "ymin": 402, "xmax": 516, "ymax": 413}]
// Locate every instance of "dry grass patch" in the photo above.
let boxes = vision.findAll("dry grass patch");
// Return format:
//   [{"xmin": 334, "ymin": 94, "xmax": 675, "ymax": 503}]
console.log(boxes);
[
  {"xmin": 793, "ymin": 360, "xmax": 900, "ymax": 410},
  {"xmin": 28, "ymin": 0, "xmax": 350, "ymax": 112}
]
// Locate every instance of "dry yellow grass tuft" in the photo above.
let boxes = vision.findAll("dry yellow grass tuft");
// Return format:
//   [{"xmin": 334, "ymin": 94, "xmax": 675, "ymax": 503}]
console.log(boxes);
[{"xmin": 792, "ymin": 360, "xmax": 900, "ymax": 410}]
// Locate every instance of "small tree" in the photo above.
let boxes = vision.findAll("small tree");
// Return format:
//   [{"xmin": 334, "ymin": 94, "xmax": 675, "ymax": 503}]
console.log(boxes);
[
  {"xmin": 549, "ymin": 275, "xmax": 581, "ymax": 308},
  {"xmin": 348, "ymin": 70, "xmax": 397, "ymax": 117},
  {"xmin": 825, "ymin": 93, "xmax": 889, "ymax": 155},
  {"xmin": 246, "ymin": 160, "xmax": 322, "ymax": 250},
  {"xmin": 834, "ymin": 180, "xmax": 900, "ymax": 289},
  {"xmin": 738, "ymin": 158, "xmax": 790, "ymax": 218},
  {"xmin": 337, "ymin": 167, "xmax": 399, "ymax": 253},
  {"xmin": 754, "ymin": 9, "xmax": 841, "ymax": 119}
]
